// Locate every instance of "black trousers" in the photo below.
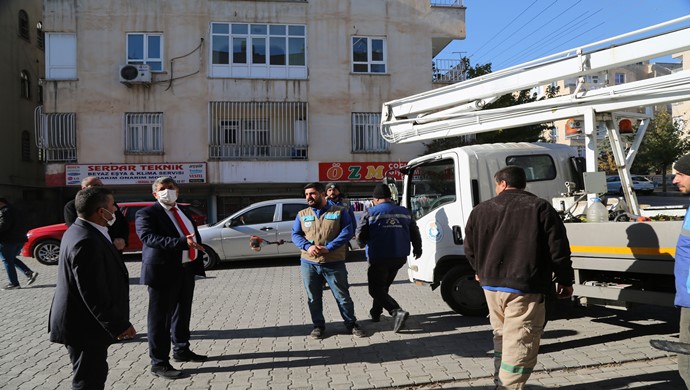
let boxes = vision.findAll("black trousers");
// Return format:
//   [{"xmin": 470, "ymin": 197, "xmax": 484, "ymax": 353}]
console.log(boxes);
[
  {"xmin": 367, "ymin": 257, "xmax": 407, "ymax": 316},
  {"xmin": 66, "ymin": 344, "xmax": 109, "ymax": 390},
  {"xmin": 147, "ymin": 266, "xmax": 196, "ymax": 366}
]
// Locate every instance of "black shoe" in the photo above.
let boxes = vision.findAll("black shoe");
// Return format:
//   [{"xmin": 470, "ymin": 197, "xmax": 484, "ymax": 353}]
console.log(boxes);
[
  {"xmin": 650, "ymin": 339, "xmax": 690, "ymax": 355},
  {"xmin": 349, "ymin": 324, "xmax": 368, "ymax": 338},
  {"xmin": 26, "ymin": 272, "xmax": 38, "ymax": 286},
  {"xmin": 2, "ymin": 283, "xmax": 20, "ymax": 290},
  {"xmin": 151, "ymin": 363, "xmax": 183, "ymax": 379},
  {"xmin": 173, "ymin": 350, "xmax": 207, "ymax": 362},
  {"xmin": 393, "ymin": 309, "xmax": 409, "ymax": 333},
  {"xmin": 310, "ymin": 326, "xmax": 325, "ymax": 339}
]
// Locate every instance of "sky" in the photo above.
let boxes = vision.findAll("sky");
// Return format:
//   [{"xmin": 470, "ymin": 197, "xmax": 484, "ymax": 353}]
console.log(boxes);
[{"xmin": 435, "ymin": 0, "xmax": 690, "ymax": 70}]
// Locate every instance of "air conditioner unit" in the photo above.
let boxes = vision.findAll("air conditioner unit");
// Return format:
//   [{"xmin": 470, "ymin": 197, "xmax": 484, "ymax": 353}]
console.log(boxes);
[{"xmin": 119, "ymin": 64, "xmax": 151, "ymax": 84}]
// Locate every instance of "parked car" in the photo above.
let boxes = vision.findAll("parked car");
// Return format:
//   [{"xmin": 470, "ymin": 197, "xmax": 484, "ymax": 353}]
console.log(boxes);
[
  {"xmin": 605, "ymin": 175, "xmax": 656, "ymax": 195},
  {"xmin": 21, "ymin": 202, "xmax": 206, "ymax": 265},
  {"xmin": 199, "ymin": 198, "xmax": 363, "ymax": 270}
]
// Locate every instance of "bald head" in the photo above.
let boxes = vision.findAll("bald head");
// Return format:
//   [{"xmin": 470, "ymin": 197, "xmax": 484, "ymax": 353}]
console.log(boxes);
[{"xmin": 81, "ymin": 176, "xmax": 103, "ymax": 189}]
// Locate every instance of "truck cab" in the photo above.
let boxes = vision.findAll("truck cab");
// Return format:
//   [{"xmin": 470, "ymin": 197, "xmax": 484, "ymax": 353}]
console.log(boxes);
[{"xmin": 401, "ymin": 142, "xmax": 580, "ymax": 315}]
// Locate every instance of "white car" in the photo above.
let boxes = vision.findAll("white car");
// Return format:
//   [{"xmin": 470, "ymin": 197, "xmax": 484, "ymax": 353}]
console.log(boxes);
[
  {"xmin": 199, "ymin": 198, "xmax": 363, "ymax": 269},
  {"xmin": 606, "ymin": 175, "xmax": 655, "ymax": 195}
]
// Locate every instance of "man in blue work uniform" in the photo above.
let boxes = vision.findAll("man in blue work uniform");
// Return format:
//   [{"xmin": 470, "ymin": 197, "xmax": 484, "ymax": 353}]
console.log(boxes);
[
  {"xmin": 292, "ymin": 182, "xmax": 366, "ymax": 339},
  {"xmin": 356, "ymin": 183, "xmax": 422, "ymax": 333},
  {"xmin": 672, "ymin": 153, "xmax": 690, "ymax": 388}
]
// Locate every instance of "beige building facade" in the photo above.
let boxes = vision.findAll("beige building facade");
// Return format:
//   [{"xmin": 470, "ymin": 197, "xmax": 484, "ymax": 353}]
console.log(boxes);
[{"xmin": 38, "ymin": 0, "xmax": 465, "ymax": 221}]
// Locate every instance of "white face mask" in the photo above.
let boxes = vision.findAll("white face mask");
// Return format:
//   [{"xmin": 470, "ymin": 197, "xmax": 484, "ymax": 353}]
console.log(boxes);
[
  {"xmin": 157, "ymin": 189, "xmax": 178, "ymax": 205},
  {"xmin": 102, "ymin": 208, "xmax": 117, "ymax": 227}
]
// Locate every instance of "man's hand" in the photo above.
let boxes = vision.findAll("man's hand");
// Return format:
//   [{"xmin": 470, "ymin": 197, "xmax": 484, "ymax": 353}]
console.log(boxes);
[
  {"xmin": 413, "ymin": 248, "xmax": 422, "ymax": 259},
  {"xmin": 186, "ymin": 235, "xmax": 205, "ymax": 252},
  {"xmin": 556, "ymin": 283, "xmax": 573, "ymax": 299},
  {"xmin": 475, "ymin": 274, "xmax": 480, "ymax": 282},
  {"xmin": 113, "ymin": 238, "xmax": 126, "ymax": 251},
  {"xmin": 116, "ymin": 325, "xmax": 136, "ymax": 341},
  {"xmin": 307, "ymin": 245, "xmax": 329, "ymax": 256}
]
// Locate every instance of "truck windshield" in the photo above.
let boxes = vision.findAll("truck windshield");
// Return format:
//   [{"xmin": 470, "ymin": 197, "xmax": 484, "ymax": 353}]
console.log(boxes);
[{"xmin": 407, "ymin": 159, "xmax": 456, "ymax": 219}]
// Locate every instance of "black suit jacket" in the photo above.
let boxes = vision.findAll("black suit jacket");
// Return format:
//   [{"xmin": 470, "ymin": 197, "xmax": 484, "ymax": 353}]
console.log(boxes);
[
  {"xmin": 64, "ymin": 199, "xmax": 129, "ymax": 246},
  {"xmin": 136, "ymin": 202, "xmax": 205, "ymax": 288},
  {"xmin": 49, "ymin": 219, "xmax": 131, "ymax": 347}
]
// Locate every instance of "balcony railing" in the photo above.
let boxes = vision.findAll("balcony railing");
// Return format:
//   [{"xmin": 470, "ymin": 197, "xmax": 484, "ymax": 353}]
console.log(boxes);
[
  {"xmin": 209, "ymin": 101, "xmax": 308, "ymax": 160},
  {"xmin": 34, "ymin": 106, "xmax": 77, "ymax": 162},
  {"xmin": 430, "ymin": 0, "xmax": 464, "ymax": 7},
  {"xmin": 433, "ymin": 59, "xmax": 466, "ymax": 83}
]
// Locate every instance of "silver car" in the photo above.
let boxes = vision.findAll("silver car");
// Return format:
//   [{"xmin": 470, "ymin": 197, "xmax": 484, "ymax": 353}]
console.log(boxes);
[{"xmin": 199, "ymin": 198, "xmax": 363, "ymax": 269}]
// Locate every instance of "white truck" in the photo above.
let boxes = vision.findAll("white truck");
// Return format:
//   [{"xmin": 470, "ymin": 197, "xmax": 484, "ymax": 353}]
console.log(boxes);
[{"xmin": 380, "ymin": 17, "xmax": 690, "ymax": 316}]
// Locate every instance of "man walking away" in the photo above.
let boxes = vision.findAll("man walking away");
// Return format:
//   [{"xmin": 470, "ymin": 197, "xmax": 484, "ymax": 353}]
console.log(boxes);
[
  {"xmin": 0, "ymin": 197, "xmax": 38, "ymax": 290},
  {"xmin": 464, "ymin": 166, "xmax": 573, "ymax": 389},
  {"xmin": 292, "ymin": 182, "xmax": 366, "ymax": 339},
  {"xmin": 356, "ymin": 183, "xmax": 421, "ymax": 332}
]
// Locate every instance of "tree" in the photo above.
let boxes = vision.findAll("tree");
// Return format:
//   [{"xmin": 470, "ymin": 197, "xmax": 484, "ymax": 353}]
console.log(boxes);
[
  {"xmin": 632, "ymin": 111, "xmax": 689, "ymax": 191},
  {"xmin": 424, "ymin": 58, "xmax": 558, "ymax": 154}
]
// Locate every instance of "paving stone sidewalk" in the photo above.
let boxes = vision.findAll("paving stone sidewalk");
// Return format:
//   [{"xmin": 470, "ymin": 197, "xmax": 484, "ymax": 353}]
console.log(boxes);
[{"xmin": 0, "ymin": 255, "xmax": 684, "ymax": 389}]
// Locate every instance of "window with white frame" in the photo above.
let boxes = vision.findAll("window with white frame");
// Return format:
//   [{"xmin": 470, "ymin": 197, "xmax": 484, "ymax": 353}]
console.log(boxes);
[
  {"xmin": 352, "ymin": 112, "xmax": 389, "ymax": 152},
  {"xmin": 125, "ymin": 113, "xmax": 163, "ymax": 153},
  {"xmin": 352, "ymin": 37, "xmax": 386, "ymax": 74},
  {"xmin": 614, "ymin": 73, "xmax": 625, "ymax": 85},
  {"xmin": 126, "ymin": 33, "xmax": 163, "ymax": 71},
  {"xmin": 45, "ymin": 33, "xmax": 77, "ymax": 80},
  {"xmin": 210, "ymin": 23, "xmax": 307, "ymax": 79}
]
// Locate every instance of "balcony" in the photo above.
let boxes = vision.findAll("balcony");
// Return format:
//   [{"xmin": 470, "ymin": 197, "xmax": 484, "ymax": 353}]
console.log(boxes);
[
  {"xmin": 430, "ymin": 0, "xmax": 463, "ymax": 7},
  {"xmin": 34, "ymin": 106, "xmax": 77, "ymax": 162},
  {"xmin": 209, "ymin": 101, "xmax": 308, "ymax": 160},
  {"xmin": 432, "ymin": 59, "xmax": 466, "ymax": 84}
]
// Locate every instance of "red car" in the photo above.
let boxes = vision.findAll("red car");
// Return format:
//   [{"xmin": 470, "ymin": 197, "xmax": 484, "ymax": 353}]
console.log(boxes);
[{"xmin": 22, "ymin": 201, "xmax": 206, "ymax": 265}]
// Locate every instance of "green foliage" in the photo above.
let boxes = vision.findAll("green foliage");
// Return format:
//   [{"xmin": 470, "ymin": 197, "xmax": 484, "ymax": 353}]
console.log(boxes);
[{"xmin": 424, "ymin": 58, "xmax": 559, "ymax": 154}]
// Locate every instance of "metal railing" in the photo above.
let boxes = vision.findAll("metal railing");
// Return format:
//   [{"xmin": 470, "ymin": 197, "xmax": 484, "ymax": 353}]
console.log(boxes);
[
  {"xmin": 430, "ymin": 0, "xmax": 464, "ymax": 7},
  {"xmin": 352, "ymin": 113, "xmax": 389, "ymax": 153},
  {"xmin": 209, "ymin": 101, "xmax": 308, "ymax": 160},
  {"xmin": 432, "ymin": 59, "xmax": 466, "ymax": 83},
  {"xmin": 34, "ymin": 106, "xmax": 76, "ymax": 162}
]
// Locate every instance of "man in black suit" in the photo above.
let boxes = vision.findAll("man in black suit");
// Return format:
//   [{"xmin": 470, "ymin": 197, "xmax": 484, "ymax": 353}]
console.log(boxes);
[
  {"xmin": 136, "ymin": 176, "xmax": 206, "ymax": 380},
  {"xmin": 49, "ymin": 186, "xmax": 136, "ymax": 390},
  {"xmin": 64, "ymin": 176, "xmax": 129, "ymax": 251}
]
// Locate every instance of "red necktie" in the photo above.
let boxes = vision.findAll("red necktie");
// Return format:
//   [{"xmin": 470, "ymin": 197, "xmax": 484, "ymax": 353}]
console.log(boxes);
[{"xmin": 171, "ymin": 207, "xmax": 196, "ymax": 260}]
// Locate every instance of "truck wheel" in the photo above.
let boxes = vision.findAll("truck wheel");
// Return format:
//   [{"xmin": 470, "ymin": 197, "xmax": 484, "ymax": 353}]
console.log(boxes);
[
  {"xmin": 33, "ymin": 239, "xmax": 61, "ymax": 265},
  {"xmin": 201, "ymin": 245, "xmax": 219, "ymax": 270},
  {"xmin": 440, "ymin": 266, "xmax": 488, "ymax": 317}
]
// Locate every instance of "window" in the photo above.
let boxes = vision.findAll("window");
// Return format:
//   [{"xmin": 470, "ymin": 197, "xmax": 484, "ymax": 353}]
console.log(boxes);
[
  {"xmin": 125, "ymin": 113, "xmax": 163, "ymax": 153},
  {"xmin": 352, "ymin": 37, "xmax": 386, "ymax": 74},
  {"xmin": 36, "ymin": 21, "xmax": 44, "ymax": 50},
  {"xmin": 21, "ymin": 131, "xmax": 31, "ymax": 161},
  {"xmin": 45, "ymin": 33, "xmax": 77, "ymax": 80},
  {"xmin": 18, "ymin": 10, "xmax": 30, "ymax": 41},
  {"xmin": 20, "ymin": 70, "xmax": 31, "ymax": 100},
  {"xmin": 127, "ymin": 33, "xmax": 163, "ymax": 71},
  {"xmin": 234, "ymin": 205, "xmax": 276, "ymax": 226},
  {"xmin": 408, "ymin": 159, "xmax": 456, "ymax": 220},
  {"xmin": 505, "ymin": 154, "xmax": 557, "ymax": 182},
  {"xmin": 352, "ymin": 113, "xmax": 389, "ymax": 152},
  {"xmin": 210, "ymin": 23, "xmax": 307, "ymax": 79},
  {"xmin": 614, "ymin": 73, "xmax": 625, "ymax": 85},
  {"xmin": 282, "ymin": 203, "xmax": 306, "ymax": 222}
]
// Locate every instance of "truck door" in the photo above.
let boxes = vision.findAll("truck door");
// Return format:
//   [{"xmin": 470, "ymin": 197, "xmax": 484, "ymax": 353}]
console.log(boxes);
[{"xmin": 404, "ymin": 153, "xmax": 465, "ymax": 283}]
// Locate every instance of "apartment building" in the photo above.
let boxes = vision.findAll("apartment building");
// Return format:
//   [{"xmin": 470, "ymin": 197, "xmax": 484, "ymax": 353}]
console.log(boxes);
[
  {"xmin": 0, "ymin": 0, "xmax": 51, "ymax": 227},
  {"xmin": 37, "ymin": 0, "xmax": 465, "ymax": 222}
]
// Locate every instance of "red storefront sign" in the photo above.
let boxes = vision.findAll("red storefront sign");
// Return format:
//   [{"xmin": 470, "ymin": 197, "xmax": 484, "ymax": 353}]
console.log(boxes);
[{"xmin": 318, "ymin": 162, "xmax": 407, "ymax": 182}]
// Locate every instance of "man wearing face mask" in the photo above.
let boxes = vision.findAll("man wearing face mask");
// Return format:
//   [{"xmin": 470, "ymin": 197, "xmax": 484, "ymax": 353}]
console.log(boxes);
[
  {"xmin": 135, "ymin": 177, "xmax": 206, "ymax": 380},
  {"xmin": 64, "ymin": 176, "xmax": 129, "ymax": 251},
  {"xmin": 49, "ymin": 186, "xmax": 136, "ymax": 389}
]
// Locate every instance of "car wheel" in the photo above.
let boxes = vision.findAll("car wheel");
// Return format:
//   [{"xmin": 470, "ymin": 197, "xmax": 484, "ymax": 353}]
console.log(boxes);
[
  {"xmin": 440, "ymin": 265, "xmax": 488, "ymax": 317},
  {"xmin": 33, "ymin": 239, "xmax": 61, "ymax": 265},
  {"xmin": 201, "ymin": 245, "xmax": 219, "ymax": 270}
]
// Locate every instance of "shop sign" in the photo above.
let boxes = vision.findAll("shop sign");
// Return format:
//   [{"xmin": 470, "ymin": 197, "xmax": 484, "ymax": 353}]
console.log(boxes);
[
  {"xmin": 65, "ymin": 163, "xmax": 207, "ymax": 185},
  {"xmin": 319, "ymin": 162, "xmax": 407, "ymax": 182}
]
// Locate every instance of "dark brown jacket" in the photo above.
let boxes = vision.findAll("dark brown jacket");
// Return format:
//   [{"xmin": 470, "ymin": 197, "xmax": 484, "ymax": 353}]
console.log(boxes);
[{"xmin": 464, "ymin": 189, "xmax": 573, "ymax": 293}]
